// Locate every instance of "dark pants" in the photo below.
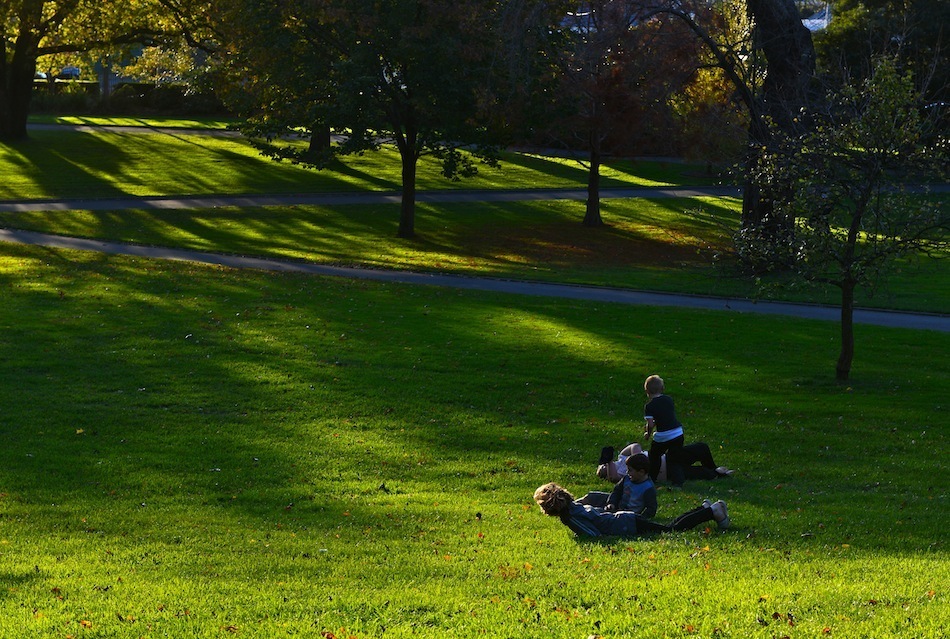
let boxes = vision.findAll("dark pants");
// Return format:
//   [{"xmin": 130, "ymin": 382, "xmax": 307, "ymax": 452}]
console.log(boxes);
[
  {"xmin": 649, "ymin": 435, "xmax": 685, "ymax": 484},
  {"xmin": 677, "ymin": 442, "xmax": 720, "ymax": 481},
  {"xmin": 635, "ymin": 506, "xmax": 715, "ymax": 534}
]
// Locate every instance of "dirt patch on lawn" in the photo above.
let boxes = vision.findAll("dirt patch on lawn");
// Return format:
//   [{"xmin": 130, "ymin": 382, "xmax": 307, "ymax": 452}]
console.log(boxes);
[{"xmin": 466, "ymin": 222, "xmax": 725, "ymax": 269}]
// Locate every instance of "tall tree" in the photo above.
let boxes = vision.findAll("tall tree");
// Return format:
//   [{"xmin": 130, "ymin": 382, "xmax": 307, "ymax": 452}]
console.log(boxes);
[
  {"xmin": 735, "ymin": 57, "xmax": 949, "ymax": 380},
  {"xmin": 550, "ymin": 2, "xmax": 701, "ymax": 227},
  {"xmin": 649, "ymin": 0, "xmax": 816, "ymax": 230},
  {"xmin": 0, "ymin": 0, "xmax": 176, "ymax": 141},
  {"xmin": 211, "ymin": 0, "xmax": 510, "ymax": 239}
]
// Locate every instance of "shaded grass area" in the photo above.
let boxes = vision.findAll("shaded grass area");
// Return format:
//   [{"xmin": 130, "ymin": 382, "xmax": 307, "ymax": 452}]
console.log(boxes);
[
  {"xmin": 2, "ymin": 196, "xmax": 947, "ymax": 313},
  {"xmin": 30, "ymin": 115, "xmax": 238, "ymax": 129},
  {"xmin": 0, "ymin": 128, "xmax": 718, "ymax": 201},
  {"xmin": 1, "ymin": 126, "xmax": 946, "ymax": 314},
  {"xmin": 0, "ymin": 197, "xmax": 736, "ymax": 277},
  {"xmin": 0, "ymin": 244, "xmax": 947, "ymax": 638}
]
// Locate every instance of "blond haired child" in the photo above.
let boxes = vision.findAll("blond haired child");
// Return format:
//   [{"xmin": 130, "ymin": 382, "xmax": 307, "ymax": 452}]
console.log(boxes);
[{"xmin": 643, "ymin": 374, "xmax": 686, "ymax": 485}]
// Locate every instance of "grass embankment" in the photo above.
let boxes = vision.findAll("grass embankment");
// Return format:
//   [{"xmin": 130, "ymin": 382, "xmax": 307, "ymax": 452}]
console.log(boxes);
[
  {"xmin": 0, "ymin": 244, "xmax": 947, "ymax": 638},
  {"xmin": 1, "ymin": 126, "xmax": 715, "ymax": 200},
  {"xmin": 2, "ymin": 125, "xmax": 947, "ymax": 312}
]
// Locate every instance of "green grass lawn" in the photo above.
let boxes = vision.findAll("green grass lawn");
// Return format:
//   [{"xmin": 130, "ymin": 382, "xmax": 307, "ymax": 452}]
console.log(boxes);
[
  {"xmin": 2, "ymin": 125, "xmax": 946, "ymax": 313},
  {"xmin": 1, "ymin": 195, "xmax": 947, "ymax": 313},
  {"xmin": 0, "ymin": 243, "xmax": 946, "ymax": 638},
  {"xmin": 29, "ymin": 115, "xmax": 240, "ymax": 130},
  {"xmin": 1, "ymin": 127, "xmax": 717, "ymax": 201}
]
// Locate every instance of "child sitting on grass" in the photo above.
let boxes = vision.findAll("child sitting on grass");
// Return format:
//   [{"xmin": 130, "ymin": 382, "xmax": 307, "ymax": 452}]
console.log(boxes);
[
  {"xmin": 533, "ymin": 482, "xmax": 730, "ymax": 538},
  {"xmin": 604, "ymin": 453, "xmax": 657, "ymax": 516}
]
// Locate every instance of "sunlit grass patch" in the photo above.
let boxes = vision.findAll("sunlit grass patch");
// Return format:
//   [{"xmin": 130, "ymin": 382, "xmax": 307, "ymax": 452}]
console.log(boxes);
[{"xmin": 0, "ymin": 243, "xmax": 946, "ymax": 638}]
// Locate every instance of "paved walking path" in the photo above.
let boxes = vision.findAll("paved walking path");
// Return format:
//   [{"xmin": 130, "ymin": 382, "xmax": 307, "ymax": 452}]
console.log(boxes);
[
  {"xmin": 0, "ymin": 185, "xmax": 742, "ymax": 212},
  {"xmin": 3, "ymin": 123, "xmax": 946, "ymax": 330},
  {"xmin": 2, "ymin": 226, "xmax": 947, "ymax": 332}
]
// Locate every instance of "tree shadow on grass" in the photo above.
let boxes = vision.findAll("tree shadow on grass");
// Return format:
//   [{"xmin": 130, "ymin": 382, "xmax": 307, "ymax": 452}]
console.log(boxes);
[
  {"xmin": 0, "ymin": 243, "xmax": 945, "ymax": 555},
  {"xmin": 2, "ymin": 129, "xmax": 395, "ymax": 200},
  {"xmin": 0, "ymin": 130, "xmax": 133, "ymax": 200}
]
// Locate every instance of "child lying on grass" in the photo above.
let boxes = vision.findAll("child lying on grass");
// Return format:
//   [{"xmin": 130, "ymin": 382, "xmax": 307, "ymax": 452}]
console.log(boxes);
[
  {"xmin": 597, "ymin": 442, "xmax": 734, "ymax": 484},
  {"xmin": 533, "ymin": 481, "xmax": 730, "ymax": 538}
]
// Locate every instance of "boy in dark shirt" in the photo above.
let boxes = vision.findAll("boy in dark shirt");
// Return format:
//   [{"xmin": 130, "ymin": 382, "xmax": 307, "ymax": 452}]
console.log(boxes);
[{"xmin": 643, "ymin": 374, "xmax": 686, "ymax": 485}]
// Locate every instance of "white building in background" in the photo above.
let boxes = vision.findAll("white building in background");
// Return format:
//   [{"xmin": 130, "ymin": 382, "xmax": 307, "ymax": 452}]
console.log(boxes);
[{"xmin": 801, "ymin": 2, "xmax": 832, "ymax": 31}]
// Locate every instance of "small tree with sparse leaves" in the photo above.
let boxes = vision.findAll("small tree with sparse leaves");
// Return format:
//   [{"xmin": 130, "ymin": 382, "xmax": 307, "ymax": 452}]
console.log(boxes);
[{"xmin": 735, "ymin": 57, "xmax": 949, "ymax": 380}]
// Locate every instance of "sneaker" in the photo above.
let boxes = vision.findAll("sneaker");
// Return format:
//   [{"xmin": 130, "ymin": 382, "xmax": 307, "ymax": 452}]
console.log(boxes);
[
  {"xmin": 715, "ymin": 466, "xmax": 735, "ymax": 477},
  {"xmin": 702, "ymin": 499, "xmax": 712, "ymax": 509},
  {"xmin": 711, "ymin": 500, "xmax": 730, "ymax": 530}
]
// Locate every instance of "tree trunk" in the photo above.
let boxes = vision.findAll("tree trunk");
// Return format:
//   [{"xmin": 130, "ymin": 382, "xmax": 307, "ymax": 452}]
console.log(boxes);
[
  {"xmin": 0, "ymin": 43, "xmax": 39, "ymax": 141},
  {"xmin": 398, "ymin": 147, "xmax": 418, "ymax": 239},
  {"xmin": 583, "ymin": 140, "xmax": 604, "ymax": 227},
  {"xmin": 742, "ymin": 0, "xmax": 816, "ymax": 229},
  {"xmin": 308, "ymin": 122, "xmax": 331, "ymax": 155},
  {"xmin": 747, "ymin": 0, "xmax": 816, "ymax": 130},
  {"xmin": 836, "ymin": 282, "xmax": 856, "ymax": 381},
  {"xmin": 740, "ymin": 115, "xmax": 773, "ymax": 229},
  {"xmin": 0, "ymin": 11, "xmax": 45, "ymax": 142}
]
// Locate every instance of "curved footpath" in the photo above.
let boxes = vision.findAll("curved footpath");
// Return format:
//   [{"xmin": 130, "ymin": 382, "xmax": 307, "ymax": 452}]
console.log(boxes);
[
  {"xmin": 1, "ymin": 225, "xmax": 947, "ymax": 332},
  {"xmin": 2, "ymin": 123, "xmax": 946, "ymax": 330},
  {"xmin": 0, "ymin": 185, "xmax": 743, "ymax": 212}
]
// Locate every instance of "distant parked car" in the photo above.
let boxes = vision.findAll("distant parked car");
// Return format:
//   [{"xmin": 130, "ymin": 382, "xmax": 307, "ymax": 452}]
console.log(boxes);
[
  {"xmin": 34, "ymin": 71, "xmax": 48, "ymax": 79},
  {"xmin": 56, "ymin": 66, "xmax": 81, "ymax": 80}
]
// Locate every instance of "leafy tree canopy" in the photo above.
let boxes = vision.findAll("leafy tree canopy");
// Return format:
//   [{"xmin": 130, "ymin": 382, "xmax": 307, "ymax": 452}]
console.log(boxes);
[
  {"xmin": 1, "ymin": 0, "xmax": 197, "ymax": 139},
  {"xmin": 736, "ymin": 56, "xmax": 949, "ymax": 379},
  {"xmin": 211, "ymin": 0, "xmax": 523, "ymax": 237},
  {"xmin": 815, "ymin": 0, "xmax": 950, "ymax": 102}
]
